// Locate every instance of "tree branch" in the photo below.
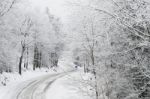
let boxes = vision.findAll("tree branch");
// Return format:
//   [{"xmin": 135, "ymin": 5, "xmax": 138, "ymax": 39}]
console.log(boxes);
[{"xmin": 0, "ymin": 0, "xmax": 16, "ymax": 17}]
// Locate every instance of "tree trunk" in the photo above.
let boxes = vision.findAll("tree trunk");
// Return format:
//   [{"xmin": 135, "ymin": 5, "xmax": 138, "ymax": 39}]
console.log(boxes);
[
  {"xmin": 19, "ymin": 43, "xmax": 25, "ymax": 75},
  {"xmin": 33, "ymin": 45, "xmax": 38, "ymax": 70},
  {"xmin": 91, "ymin": 50, "xmax": 99, "ymax": 99},
  {"xmin": 84, "ymin": 63, "xmax": 86, "ymax": 73},
  {"xmin": 26, "ymin": 47, "xmax": 29, "ymax": 69},
  {"xmin": 19, "ymin": 55, "xmax": 23, "ymax": 75},
  {"xmin": 95, "ymin": 72, "xmax": 99, "ymax": 99},
  {"xmin": 39, "ymin": 51, "xmax": 42, "ymax": 69}
]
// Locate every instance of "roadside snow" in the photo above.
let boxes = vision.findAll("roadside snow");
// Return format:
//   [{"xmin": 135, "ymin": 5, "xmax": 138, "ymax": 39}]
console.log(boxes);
[
  {"xmin": 0, "ymin": 68, "xmax": 57, "ymax": 86},
  {"xmin": 0, "ymin": 66, "xmax": 94, "ymax": 99},
  {"xmin": 46, "ymin": 69, "xmax": 93, "ymax": 99},
  {"xmin": 0, "ymin": 68, "xmax": 57, "ymax": 99}
]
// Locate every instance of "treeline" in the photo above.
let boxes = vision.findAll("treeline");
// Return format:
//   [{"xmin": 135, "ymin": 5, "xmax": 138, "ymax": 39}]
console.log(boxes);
[
  {"xmin": 71, "ymin": 0, "xmax": 150, "ymax": 99},
  {"xmin": 0, "ymin": 0, "xmax": 64, "ymax": 74}
]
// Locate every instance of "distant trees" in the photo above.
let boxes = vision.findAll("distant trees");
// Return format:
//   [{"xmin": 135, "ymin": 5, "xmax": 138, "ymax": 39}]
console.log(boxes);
[
  {"xmin": 33, "ymin": 43, "xmax": 42, "ymax": 70},
  {"xmin": 46, "ymin": 7, "xmax": 64, "ymax": 68},
  {"xmin": 0, "ymin": 1, "xmax": 64, "ymax": 74}
]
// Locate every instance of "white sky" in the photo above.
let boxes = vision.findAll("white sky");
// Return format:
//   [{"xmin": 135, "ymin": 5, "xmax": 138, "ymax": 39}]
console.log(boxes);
[{"xmin": 28, "ymin": 0, "xmax": 71, "ymax": 23}]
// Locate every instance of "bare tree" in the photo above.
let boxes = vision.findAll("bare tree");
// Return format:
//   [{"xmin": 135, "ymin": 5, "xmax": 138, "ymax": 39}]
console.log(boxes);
[{"xmin": 18, "ymin": 17, "xmax": 33, "ymax": 75}]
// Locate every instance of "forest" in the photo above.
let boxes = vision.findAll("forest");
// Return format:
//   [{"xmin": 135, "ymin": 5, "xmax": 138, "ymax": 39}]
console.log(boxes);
[{"xmin": 0, "ymin": 0, "xmax": 150, "ymax": 99}]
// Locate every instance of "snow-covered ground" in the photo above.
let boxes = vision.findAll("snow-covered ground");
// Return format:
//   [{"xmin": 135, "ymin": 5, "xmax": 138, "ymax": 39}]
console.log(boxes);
[
  {"xmin": 46, "ymin": 69, "xmax": 93, "ymax": 99},
  {"xmin": 0, "ymin": 64, "xmax": 94, "ymax": 99},
  {"xmin": 0, "ymin": 68, "xmax": 57, "ymax": 86},
  {"xmin": 0, "ymin": 68, "xmax": 58, "ymax": 99}
]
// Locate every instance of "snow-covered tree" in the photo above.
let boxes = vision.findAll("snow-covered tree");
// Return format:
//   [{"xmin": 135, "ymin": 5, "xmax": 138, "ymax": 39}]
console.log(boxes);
[{"xmin": 68, "ymin": 0, "xmax": 150, "ymax": 99}]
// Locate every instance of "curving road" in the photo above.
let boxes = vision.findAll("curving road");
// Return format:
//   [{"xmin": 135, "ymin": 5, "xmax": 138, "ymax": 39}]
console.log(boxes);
[{"xmin": 16, "ymin": 73, "xmax": 67, "ymax": 99}]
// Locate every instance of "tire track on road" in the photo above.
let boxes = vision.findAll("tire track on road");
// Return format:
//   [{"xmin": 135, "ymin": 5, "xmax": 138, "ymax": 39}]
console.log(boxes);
[
  {"xmin": 16, "ymin": 80, "xmax": 38, "ymax": 99},
  {"xmin": 16, "ymin": 73, "xmax": 67, "ymax": 99}
]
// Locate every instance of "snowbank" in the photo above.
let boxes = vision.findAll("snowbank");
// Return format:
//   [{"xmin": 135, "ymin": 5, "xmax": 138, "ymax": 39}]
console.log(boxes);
[{"xmin": 0, "ymin": 68, "xmax": 57, "ymax": 86}]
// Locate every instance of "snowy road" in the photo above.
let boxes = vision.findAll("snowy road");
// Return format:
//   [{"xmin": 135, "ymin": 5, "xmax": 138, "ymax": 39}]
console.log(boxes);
[{"xmin": 15, "ymin": 73, "xmax": 67, "ymax": 99}]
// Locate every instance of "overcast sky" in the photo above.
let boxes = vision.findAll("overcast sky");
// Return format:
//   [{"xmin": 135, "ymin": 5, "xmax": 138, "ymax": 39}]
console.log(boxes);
[{"xmin": 28, "ymin": 0, "xmax": 71, "ymax": 23}]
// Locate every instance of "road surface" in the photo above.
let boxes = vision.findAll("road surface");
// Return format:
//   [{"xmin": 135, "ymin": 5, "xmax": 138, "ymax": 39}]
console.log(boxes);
[{"xmin": 15, "ymin": 73, "xmax": 67, "ymax": 99}]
